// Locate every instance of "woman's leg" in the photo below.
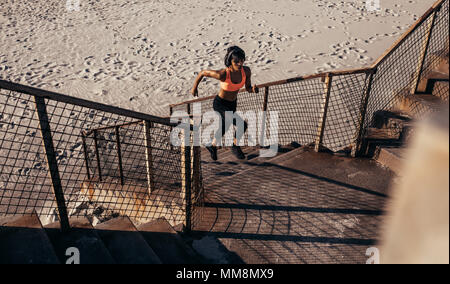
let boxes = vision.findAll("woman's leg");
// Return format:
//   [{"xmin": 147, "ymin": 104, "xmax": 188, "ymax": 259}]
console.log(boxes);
[
  {"xmin": 229, "ymin": 101, "xmax": 246, "ymax": 159},
  {"xmin": 212, "ymin": 96, "xmax": 234, "ymax": 146},
  {"xmin": 232, "ymin": 113, "xmax": 248, "ymax": 146}
]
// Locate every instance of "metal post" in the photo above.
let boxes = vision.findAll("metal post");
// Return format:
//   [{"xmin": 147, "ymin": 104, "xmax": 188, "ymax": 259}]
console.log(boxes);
[
  {"xmin": 315, "ymin": 74, "xmax": 333, "ymax": 152},
  {"xmin": 115, "ymin": 126, "xmax": 125, "ymax": 186},
  {"xmin": 81, "ymin": 132, "xmax": 91, "ymax": 180},
  {"xmin": 351, "ymin": 69, "xmax": 377, "ymax": 157},
  {"xmin": 93, "ymin": 130, "xmax": 102, "ymax": 181},
  {"xmin": 411, "ymin": 10, "xmax": 438, "ymax": 94},
  {"xmin": 143, "ymin": 120, "xmax": 155, "ymax": 194},
  {"xmin": 181, "ymin": 128, "xmax": 192, "ymax": 233},
  {"xmin": 187, "ymin": 103, "xmax": 191, "ymax": 117},
  {"xmin": 260, "ymin": 86, "xmax": 270, "ymax": 147},
  {"xmin": 33, "ymin": 96, "xmax": 70, "ymax": 232},
  {"xmin": 192, "ymin": 145, "xmax": 201, "ymax": 205},
  {"xmin": 263, "ymin": 86, "xmax": 270, "ymax": 112}
]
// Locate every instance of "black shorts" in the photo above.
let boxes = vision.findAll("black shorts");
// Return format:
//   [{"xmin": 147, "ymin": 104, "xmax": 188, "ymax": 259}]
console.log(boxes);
[{"xmin": 212, "ymin": 96, "xmax": 248, "ymax": 144}]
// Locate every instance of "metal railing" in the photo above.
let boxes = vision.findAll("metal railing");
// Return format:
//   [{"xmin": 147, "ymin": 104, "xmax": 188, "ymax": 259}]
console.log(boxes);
[
  {"xmin": 170, "ymin": 0, "xmax": 449, "ymax": 156},
  {"xmin": 0, "ymin": 0, "xmax": 448, "ymax": 233},
  {"xmin": 0, "ymin": 80, "xmax": 203, "ymax": 232}
]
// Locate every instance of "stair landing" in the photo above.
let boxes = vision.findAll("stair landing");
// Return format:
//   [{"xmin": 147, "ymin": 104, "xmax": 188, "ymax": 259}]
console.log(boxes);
[{"xmin": 193, "ymin": 146, "xmax": 394, "ymax": 264}]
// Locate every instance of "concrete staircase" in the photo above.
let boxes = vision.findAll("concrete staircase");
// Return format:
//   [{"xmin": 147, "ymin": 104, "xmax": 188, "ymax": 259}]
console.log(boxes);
[
  {"xmin": 192, "ymin": 144, "xmax": 394, "ymax": 264},
  {"xmin": 360, "ymin": 51, "xmax": 449, "ymax": 174},
  {"xmin": 1, "ymin": 58, "xmax": 446, "ymax": 263},
  {"xmin": 0, "ymin": 211, "xmax": 205, "ymax": 264},
  {"xmin": 200, "ymin": 143, "xmax": 300, "ymax": 187},
  {"xmin": 0, "ymin": 143, "xmax": 301, "ymax": 264}
]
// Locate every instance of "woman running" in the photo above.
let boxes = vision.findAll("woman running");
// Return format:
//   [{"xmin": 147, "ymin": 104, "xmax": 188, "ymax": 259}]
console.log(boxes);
[{"xmin": 191, "ymin": 46, "xmax": 259, "ymax": 160}]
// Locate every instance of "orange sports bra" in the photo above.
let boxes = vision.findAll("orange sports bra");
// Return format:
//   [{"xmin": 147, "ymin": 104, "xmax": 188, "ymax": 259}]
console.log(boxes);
[{"xmin": 220, "ymin": 67, "xmax": 246, "ymax": 92}]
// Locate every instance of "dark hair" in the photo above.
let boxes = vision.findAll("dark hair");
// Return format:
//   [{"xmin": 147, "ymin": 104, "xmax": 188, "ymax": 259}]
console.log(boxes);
[{"xmin": 224, "ymin": 46, "xmax": 246, "ymax": 67}]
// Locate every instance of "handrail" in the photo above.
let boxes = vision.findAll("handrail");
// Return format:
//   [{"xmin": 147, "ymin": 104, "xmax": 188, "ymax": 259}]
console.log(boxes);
[
  {"xmin": 82, "ymin": 120, "xmax": 144, "ymax": 137},
  {"xmin": 0, "ymin": 80, "xmax": 177, "ymax": 128},
  {"xmin": 169, "ymin": 0, "xmax": 445, "ymax": 110},
  {"xmin": 169, "ymin": 67, "xmax": 374, "ymax": 109},
  {"xmin": 370, "ymin": 0, "xmax": 445, "ymax": 69}
]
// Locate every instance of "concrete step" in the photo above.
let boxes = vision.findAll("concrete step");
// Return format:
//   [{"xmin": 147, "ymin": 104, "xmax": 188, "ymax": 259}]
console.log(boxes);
[
  {"xmin": 435, "ymin": 58, "xmax": 449, "ymax": 76},
  {"xmin": 371, "ymin": 110, "xmax": 412, "ymax": 129},
  {"xmin": 428, "ymin": 51, "xmax": 449, "ymax": 75},
  {"xmin": 0, "ymin": 215, "xmax": 10, "ymax": 224},
  {"xmin": 365, "ymin": 127, "xmax": 401, "ymax": 140},
  {"xmin": 0, "ymin": 212, "xmax": 60, "ymax": 264},
  {"xmin": 432, "ymin": 81, "xmax": 449, "ymax": 102},
  {"xmin": 361, "ymin": 128, "xmax": 402, "ymax": 157},
  {"xmin": 201, "ymin": 146, "xmax": 229, "ymax": 161},
  {"xmin": 370, "ymin": 110, "xmax": 416, "ymax": 143},
  {"xmin": 95, "ymin": 216, "xmax": 162, "ymax": 264},
  {"xmin": 255, "ymin": 144, "xmax": 306, "ymax": 165},
  {"xmin": 417, "ymin": 70, "xmax": 449, "ymax": 93},
  {"xmin": 374, "ymin": 146, "xmax": 406, "ymax": 175},
  {"xmin": 44, "ymin": 217, "xmax": 115, "ymax": 264},
  {"xmin": 79, "ymin": 179, "xmax": 184, "ymax": 228},
  {"xmin": 137, "ymin": 217, "xmax": 204, "ymax": 264},
  {"xmin": 195, "ymin": 146, "xmax": 393, "ymax": 263},
  {"xmin": 397, "ymin": 93, "xmax": 445, "ymax": 118},
  {"xmin": 204, "ymin": 146, "xmax": 308, "ymax": 199},
  {"xmin": 201, "ymin": 146, "xmax": 267, "ymax": 186},
  {"xmin": 218, "ymin": 146, "xmax": 257, "ymax": 162},
  {"xmin": 250, "ymin": 144, "xmax": 299, "ymax": 164}
]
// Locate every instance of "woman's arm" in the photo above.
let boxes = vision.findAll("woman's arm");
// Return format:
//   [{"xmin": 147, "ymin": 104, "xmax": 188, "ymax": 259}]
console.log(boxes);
[
  {"xmin": 191, "ymin": 69, "xmax": 226, "ymax": 97},
  {"xmin": 244, "ymin": 67, "xmax": 259, "ymax": 94}
]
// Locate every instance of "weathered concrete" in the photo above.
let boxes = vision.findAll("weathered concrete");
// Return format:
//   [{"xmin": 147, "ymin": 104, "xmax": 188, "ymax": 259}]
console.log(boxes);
[
  {"xmin": 44, "ymin": 217, "xmax": 115, "ymax": 264},
  {"xmin": 95, "ymin": 216, "xmax": 162, "ymax": 264},
  {"xmin": 194, "ymin": 146, "xmax": 394, "ymax": 264},
  {"xmin": 398, "ymin": 94, "xmax": 445, "ymax": 118},
  {"xmin": 79, "ymin": 179, "xmax": 185, "ymax": 228},
  {"xmin": 201, "ymin": 144, "xmax": 300, "ymax": 189},
  {"xmin": 0, "ymin": 212, "xmax": 60, "ymax": 264},
  {"xmin": 375, "ymin": 146, "xmax": 406, "ymax": 175},
  {"xmin": 417, "ymin": 71, "xmax": 449, "ymax": 93},
  {"xmin": 137, "ymin": 217, "xmax": 204, "ymax": 264}
]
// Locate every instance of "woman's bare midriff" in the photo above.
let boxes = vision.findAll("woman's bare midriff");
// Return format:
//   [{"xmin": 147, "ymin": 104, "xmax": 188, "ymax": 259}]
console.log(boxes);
[{"xmin": 218, "ymin": 89, "xmax": 239, "ymax": 101}]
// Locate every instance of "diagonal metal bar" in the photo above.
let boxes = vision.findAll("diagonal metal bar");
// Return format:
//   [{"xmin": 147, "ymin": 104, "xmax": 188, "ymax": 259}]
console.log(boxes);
[{"xmin": 33, "ymin": 96, "xmax": 70, "ymax": 232}]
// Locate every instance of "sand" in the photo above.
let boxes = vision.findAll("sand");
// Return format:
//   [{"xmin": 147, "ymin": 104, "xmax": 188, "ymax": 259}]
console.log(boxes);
[{"xmin": 0, "ymin": 0, "xmax": 437, "ymax": 117}]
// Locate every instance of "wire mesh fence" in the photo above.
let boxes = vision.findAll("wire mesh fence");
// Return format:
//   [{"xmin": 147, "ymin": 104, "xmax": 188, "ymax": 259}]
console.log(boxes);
[
  {"xmin": 0, "ymin": 81, "xmax": 203, "ymax": 231},
  {"xmin": 363, "ymin": 0, "xmax": 448, "ymax": 137},
  {"xmin": 420, "ymin": 0, "xmax": 449, "ymax": 84},
  {"xmin": 364, "ymin": 12, "xmax": 434, "ymax": 132},
  {"xmin": 0, "ymin": 0, "xmax": 448, "ymax": 234},
  {"xmin": 323, "ymin": 72, "xmax": 370, "ymax": 152},
  {"xmin": 170, "ymin": 0, "xmax": 448, "ymax": 156}
]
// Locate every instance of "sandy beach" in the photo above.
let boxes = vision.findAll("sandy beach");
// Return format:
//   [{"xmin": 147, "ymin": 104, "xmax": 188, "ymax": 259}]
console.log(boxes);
[{"xmin": 0, "ymin": 0, "xmax": 437, "ymax": 117}]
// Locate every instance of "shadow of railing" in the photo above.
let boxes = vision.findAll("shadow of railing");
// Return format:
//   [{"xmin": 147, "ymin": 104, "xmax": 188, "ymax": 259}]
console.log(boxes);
[{"xmin": 194, "ymin": 149, "xmax": 391, "ymax": 263}]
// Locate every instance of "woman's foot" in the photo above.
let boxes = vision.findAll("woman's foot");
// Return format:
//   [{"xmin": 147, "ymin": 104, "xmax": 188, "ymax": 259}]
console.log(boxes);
[
  {"xmin": 206, "ymin": 145, "xmax": 218, "ymax": 161},
  {"xmin": 231, "ymin": 144, "xmax": 245, "ymax": 160}
]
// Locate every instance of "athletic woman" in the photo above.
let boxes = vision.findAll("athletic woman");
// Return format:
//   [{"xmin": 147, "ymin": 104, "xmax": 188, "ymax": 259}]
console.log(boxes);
[{"xmin": 191, "ymin": 46, "xmax": 259, "ymax": 160}]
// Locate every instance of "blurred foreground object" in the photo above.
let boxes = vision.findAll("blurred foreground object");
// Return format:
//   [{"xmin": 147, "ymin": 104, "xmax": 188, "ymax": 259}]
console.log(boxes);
[{"xmin": 381, "ymin": 105, "xmax": 449, "ymax": 264}]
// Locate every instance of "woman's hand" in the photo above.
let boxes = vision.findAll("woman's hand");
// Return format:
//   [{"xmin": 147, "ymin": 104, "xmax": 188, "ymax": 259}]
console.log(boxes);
[{"xmin": 191, "ymin": 88, "xmax": 198, "ymax": 97}]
